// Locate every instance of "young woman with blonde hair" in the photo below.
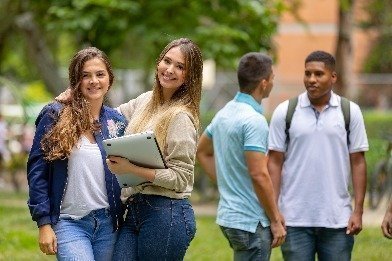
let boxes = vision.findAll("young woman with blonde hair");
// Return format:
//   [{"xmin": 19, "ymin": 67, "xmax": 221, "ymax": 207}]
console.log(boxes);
[{"xmin": 107, "ymin": 38, "xmax": 203, "ymax": 260}]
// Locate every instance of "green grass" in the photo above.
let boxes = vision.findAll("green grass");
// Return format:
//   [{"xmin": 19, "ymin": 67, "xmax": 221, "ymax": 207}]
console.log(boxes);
[
  {"xmin": 0, "ymin": 192, "xmax": 54, "ymax": 261},
  {"xmin": 186, "ymin": 217, "xmax": 392, "ymax": 261},
  {"xmin": 1, "ymin": 192, "xmax": 391, "ymax": 261},
  {"xmin": 185, "ymin": 217, "xmax": 283, "ymax": 261}
]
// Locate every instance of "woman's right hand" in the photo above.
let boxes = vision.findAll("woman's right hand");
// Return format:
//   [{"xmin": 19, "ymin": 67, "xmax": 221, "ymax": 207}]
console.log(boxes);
[
  {"xmin": 38, "ymin": 224, "xmax": 57, "ymax": 255},
  {"xmin": 55, "ymin": 88, "xmax": 72, "ymax": 103}
]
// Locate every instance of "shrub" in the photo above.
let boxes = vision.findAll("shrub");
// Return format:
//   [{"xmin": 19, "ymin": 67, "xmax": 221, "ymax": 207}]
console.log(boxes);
[{"xmin": 363, "ymin": 110, "xmax": 392, "ymax": 177}]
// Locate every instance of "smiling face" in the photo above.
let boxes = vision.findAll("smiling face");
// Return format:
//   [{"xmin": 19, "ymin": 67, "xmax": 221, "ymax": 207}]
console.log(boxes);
[
  {"xmin": 79, "ymin": 57, "xmax": 110, "ymax": 104},
  {"xmin": 157, "ymin": 46, "xmax": 186, "ymax": 100},
  {"xmin": 304, "ymin": 61, "xmax": 336, "ymax": 104}
]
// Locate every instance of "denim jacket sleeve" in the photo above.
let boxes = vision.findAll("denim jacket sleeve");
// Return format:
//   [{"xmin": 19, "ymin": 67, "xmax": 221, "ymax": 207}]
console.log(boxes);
[{"xmin": 27, "ymin": 102, "xmax": 60, "ymax": 227}]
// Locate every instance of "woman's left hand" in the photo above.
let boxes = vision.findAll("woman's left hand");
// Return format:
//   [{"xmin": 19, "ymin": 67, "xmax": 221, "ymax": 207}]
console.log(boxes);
[
  {"xmin": 106, "ymin": 156, "xmax": 135, "ymax": 175},
  {"xmin": 107, "ymin": 156, "xmax": 156, "ymax": 181}
]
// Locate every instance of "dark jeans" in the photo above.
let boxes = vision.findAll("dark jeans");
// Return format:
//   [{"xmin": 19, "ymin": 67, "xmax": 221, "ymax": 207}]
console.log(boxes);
[
  {"xmin": 113, "ymin": 194, "xmax": 196, "ymax": 261},
  {"xmin": 220, "ymin": 223, "xmax": 272, "ymax": 261},
  {"xmin": 281, "ymin": 227, "xmax": 354, "ymax": 261}
]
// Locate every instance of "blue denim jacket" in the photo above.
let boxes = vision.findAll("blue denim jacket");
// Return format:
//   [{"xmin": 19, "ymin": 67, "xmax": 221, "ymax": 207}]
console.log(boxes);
[{"xmin": 27, "ymin": 102, "xmax": 127, "ymax": 231}]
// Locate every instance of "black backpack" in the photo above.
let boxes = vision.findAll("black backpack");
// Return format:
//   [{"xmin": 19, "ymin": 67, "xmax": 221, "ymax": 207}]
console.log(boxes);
[{"xmin": 285, "ymin": 96, "xmax": 351, "ymax": 146}]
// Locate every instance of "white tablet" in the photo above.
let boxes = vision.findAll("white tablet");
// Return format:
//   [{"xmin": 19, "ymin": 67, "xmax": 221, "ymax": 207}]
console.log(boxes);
[{"xmin": 103, "ymin": 131, "xmax": 167, "ymax": 187}]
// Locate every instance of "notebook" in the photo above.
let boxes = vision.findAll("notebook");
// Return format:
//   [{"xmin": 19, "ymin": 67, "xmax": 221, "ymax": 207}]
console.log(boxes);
[{"xmin": 103, "ymin": 131, "xmax": 167, "ymax": 187}]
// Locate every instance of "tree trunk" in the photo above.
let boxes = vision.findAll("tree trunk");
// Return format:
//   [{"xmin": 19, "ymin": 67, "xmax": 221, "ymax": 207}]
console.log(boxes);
[
  {"xmin": 0, "ymin": 0, "xmax": 20, "ymax": 72},
  {"xmin": 335, "ymin": 0, "xmax": 354, "ymax": 97},
  {"xmin": 15, "ymin": 12, "xmax": 66, "ymax": 95},
  {"xmin": 10, "ymin": 170, "xmax": 21, "ymax": 193}
]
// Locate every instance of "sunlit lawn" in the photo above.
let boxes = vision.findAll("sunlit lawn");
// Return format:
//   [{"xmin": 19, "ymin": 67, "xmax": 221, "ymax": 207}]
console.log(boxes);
[
  {"xmin": 186, "ymin": 218, "xmax": 392, "ymax": 261},
  {"xmin": 0, "ymin": 191, "xmax": 391, "ymax": 261}
]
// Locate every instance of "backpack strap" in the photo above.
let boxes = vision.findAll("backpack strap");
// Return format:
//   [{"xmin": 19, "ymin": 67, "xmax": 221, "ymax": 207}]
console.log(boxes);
[
  {"xmin": 285, "ymin": 97, "xmax": 298, "ymax": 145},
  {"xmin": 340, "ymin": 96, "xmax": 351, "ymax": 145},
  {"xmin": 285, "ymin": 95, "xmax": 351, "ymax": 147}
]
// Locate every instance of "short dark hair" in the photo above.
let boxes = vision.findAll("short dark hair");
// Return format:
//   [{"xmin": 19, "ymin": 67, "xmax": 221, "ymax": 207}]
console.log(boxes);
[
  {"xmin": 305, "ymin": 50, "xmax": 335, "ymax": 71},
  {"xmin": 237, "ymin": 52, "xmax": 272, "ymax": 94}
]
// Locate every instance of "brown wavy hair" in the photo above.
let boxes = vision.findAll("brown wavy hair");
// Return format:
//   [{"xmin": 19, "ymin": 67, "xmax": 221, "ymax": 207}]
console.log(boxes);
[
  {"xmin": 131, "ymin": 38, "xmax": 203, "ymax": 149},
  {"xmin": 41, "ymin": 47, "xmax": 114, "ymax": 161}
]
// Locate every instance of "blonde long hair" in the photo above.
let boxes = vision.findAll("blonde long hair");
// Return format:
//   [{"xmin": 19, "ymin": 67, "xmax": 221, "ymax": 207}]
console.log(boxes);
[
  {"xmin": 41, "ymin": 47, "xmax": 114, "ymax": 161},
  {"xmin": 132, "ymin": 38, "xmax": 203, "ymax": 149}
]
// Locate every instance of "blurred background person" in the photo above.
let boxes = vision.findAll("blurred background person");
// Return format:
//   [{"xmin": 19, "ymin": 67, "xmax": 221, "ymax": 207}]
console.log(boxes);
[{"xmin": 0, "ymin": 113, "xmax": 7, "ymax": 187}]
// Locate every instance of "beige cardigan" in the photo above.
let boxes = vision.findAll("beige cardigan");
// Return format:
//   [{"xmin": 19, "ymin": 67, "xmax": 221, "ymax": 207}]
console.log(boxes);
[{"xmin": 118, "ymin": 91, "xmax": 197, "ymax": 200}]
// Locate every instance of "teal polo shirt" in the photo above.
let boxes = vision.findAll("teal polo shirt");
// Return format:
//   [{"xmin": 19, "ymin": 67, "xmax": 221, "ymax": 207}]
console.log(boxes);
[{"xmin": 205, "ymin": 92, "xmax": 270, "ymax": 233}]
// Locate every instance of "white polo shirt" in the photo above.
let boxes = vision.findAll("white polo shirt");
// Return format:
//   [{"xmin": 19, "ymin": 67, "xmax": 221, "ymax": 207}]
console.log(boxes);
[{"xmin": 268, "ymin": 91, "xmax": 368, "ymax": 228}]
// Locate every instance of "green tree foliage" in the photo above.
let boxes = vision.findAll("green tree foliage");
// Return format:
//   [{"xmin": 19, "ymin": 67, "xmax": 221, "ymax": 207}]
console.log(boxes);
[
  {"xmin": 45, "ymin": 0, "xmax": 138, "ymax": 55},
  {"xmin": 360, "ymin": 0, "xmax": 392, "ymax": 73},
  {"xmin": 0, "ymin": 0, "xmax": 288, "ymax": 95},
  {"xmin": 0, "ymin": 0, "xmax": 66, "ymax": 95},
  {"xmin": 45, "ymin": 0, "xmax": 286, "ymax": 68}
]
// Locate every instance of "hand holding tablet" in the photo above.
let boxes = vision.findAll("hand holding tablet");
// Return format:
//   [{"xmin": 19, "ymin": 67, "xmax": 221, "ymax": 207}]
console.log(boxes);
[{"xmin": 103, "ymin": 131, "xmax": 167, "ymax": 187}]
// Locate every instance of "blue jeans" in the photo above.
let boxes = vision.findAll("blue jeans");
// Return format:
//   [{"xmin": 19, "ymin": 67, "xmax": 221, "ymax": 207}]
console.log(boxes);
[
  {"xmin": 220, "ymin": 223, "xmax": 272, "ymax": 261},
  {"xmin": 53, "ymin": 208, "xmax": 117, "ymax": 261},
  {"xmin": 113, "ymin": 194, "xmax": 196, "ymax": 261},
  {"xmin": 281, "ymin": 227, "xmax": 354, "ymax": 261}
]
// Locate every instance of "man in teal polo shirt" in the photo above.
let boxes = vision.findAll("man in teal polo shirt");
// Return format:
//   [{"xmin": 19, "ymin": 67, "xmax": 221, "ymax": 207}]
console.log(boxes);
[{"xmin": 197, "ymin": 52, "xmax": 286, "ymax": 261}]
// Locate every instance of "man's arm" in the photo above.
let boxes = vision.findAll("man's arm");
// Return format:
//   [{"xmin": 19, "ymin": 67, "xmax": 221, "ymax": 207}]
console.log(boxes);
[
  {"xmin": 382, "ymin": 200, "xmax": 392, "ymax": 239},
  {"xmin": 196, "ymin": 133, "xmax": 217, "ymax": 182},
  {"xmin": 347, "ymin": 151, "xmax": 367, "ymax": 235},
  {"xmin": 267, "ymin": 150, "xmax": 285, "ymax": 203},
  {"xmin": 245, "ymin": 151, "xmax": 286, "ymax": 247}
]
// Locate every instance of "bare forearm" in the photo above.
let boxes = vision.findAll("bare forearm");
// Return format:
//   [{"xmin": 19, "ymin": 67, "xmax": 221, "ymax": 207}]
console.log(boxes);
[
  {"xmin": 351, "ymin": 153, "xmax": 367, "ymax": 213},
  {"xmin": 387, "ymin": 202, "xmax": 392, "ymax": 214},
  {"xmin": 268, "ymin": 164, "xmax": 282, "ymax": 203},
  {"xmin": 252, "ymin": 173, "xmax": 281, "ymax": 222},
  {"xmin": 196, "ymin": 134, "xmax": 216, "ymax": 182},
  {"xmin": 352, "ymin": 171, "xmax": 366, "ymax": 213},
  {"xmin": 197, "ymin": 155, "xmax": 217, "ymax": 182},
  {"xmin": 267, "ymin": 151, "xmax": 284, "ymax": 203}
]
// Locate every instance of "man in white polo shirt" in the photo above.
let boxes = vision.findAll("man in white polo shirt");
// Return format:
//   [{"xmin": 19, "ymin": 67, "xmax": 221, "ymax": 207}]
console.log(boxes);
[{"xmin": 268, "ymin": 50, "xmax": 368, "ymax": 261}]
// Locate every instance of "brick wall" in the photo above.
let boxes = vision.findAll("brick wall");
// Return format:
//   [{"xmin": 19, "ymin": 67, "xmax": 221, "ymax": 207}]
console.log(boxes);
[{"xmin": 265, "ymin": 0, "xmax": 377, "ymax": 114}]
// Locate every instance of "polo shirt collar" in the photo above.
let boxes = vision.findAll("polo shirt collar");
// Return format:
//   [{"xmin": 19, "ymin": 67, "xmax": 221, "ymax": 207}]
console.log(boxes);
[
  {"xmin": 234, "ymin": 92, "xmax": 264, "ymax": 114},
  {"xmin": 300, "ymin": 91, "xmax": 339, "ymax": 108}
]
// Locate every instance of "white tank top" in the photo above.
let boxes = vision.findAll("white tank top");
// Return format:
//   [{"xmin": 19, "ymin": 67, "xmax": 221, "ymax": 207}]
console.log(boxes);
[{"xmin": 60, "ymin": 136, "xmax": 109, "ymax": 219}]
